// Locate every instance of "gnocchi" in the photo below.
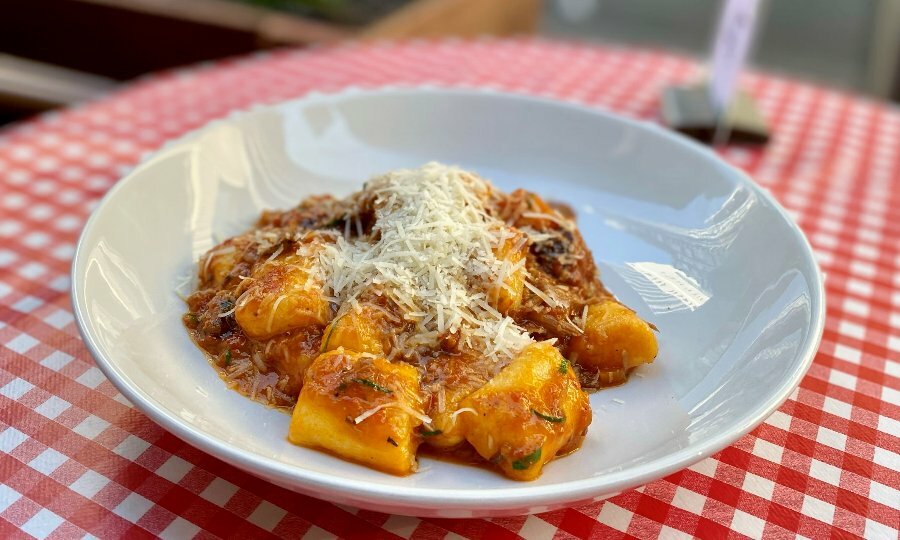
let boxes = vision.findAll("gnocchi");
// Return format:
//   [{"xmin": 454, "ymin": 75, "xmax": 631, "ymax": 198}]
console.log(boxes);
[{"xmin": 184, "ymin": 163, "xmax": 658, "ymax": 480}]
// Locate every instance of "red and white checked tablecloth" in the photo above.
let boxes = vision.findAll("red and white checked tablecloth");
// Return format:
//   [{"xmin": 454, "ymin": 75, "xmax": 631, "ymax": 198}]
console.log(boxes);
[{"xmin": 0, "ymin": 39, "xmax": 898, "ymax": 539}]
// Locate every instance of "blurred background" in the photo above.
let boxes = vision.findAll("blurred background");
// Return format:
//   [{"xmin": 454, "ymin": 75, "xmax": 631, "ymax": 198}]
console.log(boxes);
[{"xmin": 1, "ymin": 0, "xmax": 898, "ymax": 126}]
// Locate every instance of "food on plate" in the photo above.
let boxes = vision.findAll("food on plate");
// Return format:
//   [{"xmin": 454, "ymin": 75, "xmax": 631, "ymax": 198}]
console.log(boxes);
[{"xmin": 183, "ymin": 162, "xmax": 658, "ymax": 479}]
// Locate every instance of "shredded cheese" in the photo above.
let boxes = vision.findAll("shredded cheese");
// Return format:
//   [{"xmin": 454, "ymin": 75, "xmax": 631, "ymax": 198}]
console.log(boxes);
[
  {"xmin": 521, "ymin": 211, "xmax": 573, "ymax": 229},
  {"xmin": 225, "ymin": 362, "xmax": 252, "ymax": 380},
  {"xmin": 174, "ymin": 274, "xmax": 194, "ymax": 296},
  {"xmin": 251, "ymin": 351, "xmax": 266, "ymax": 371},
  {"xmin": 353, "ymin": 401, "xmax": 433, "ymax": 425},
  {"xmin": 202, "ymin": 246, "xmax": 235, "ymax": 279},
  {"xmin": 564, "ymin": 313, "xmax": 584, "ymax": 335},
  {"xmin": 353, "ymin": 402, "xmax": 397, "ymax": 424},
  {"xmin": 436, "ymin": 386, "xmax": 446, "ymax": 413},
  {"xmin": 394, "ymin": 401, "xmax": 433, "ymax": 425},
  {"xmin": 265, "ymin": 244, "xmax": 284, "ymax": 263},
  {"xmin": 314, "ymin": 163, "xmax": 534, "ymax": 363},
  {"xmin": 235, "ymin": 288, "xmax": 254, "ymax": 309},
  {"xmin": 449, "ymin": 407, "xmax": 478, "ymax": 424},
  {"xmin": 524, "ymin": 281, "xmax": 558, "ymax": 308},
  {"xmin": 266, "ymin": 294, "xmax": 288, "ymax": 333}
]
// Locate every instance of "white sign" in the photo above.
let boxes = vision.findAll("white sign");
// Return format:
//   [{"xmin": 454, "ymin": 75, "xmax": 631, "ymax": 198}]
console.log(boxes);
[{"xmin": 709, "ymin": 0, "xmax": 761, "ymax": 113}]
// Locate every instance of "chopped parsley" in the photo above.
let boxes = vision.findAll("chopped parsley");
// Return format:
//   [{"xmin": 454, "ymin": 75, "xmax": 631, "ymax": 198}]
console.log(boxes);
[
  {"xmin": 532, "ymin": 409, "xmax": 565, "ymax": 423},
  {"xmin": 559, "ymin": 358, "xmax": 568, "ymax": 374},
  {"xmin": 224, "ymin": 349, "xmax": 232, "ymax": 366},
  {"xmin": 350, "ymin": 378, "xmax": 393, "ymax": 394},
  {"xmin": 420, "ymin": 429, "xmax": 443, "ymax": 437},
  {"xmin": 511, "ymin": 448, "xmax": 542, "ymax": 470},
  {"xmin": 320, "ymin": 314, "xmax": 345, "ymax": 352}
]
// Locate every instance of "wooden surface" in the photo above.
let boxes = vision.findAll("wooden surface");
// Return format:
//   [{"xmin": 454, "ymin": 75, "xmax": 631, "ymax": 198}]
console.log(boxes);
[
  {"xmin": 0, "ymin": 0, "xmax": 541, "ymax": 79},
  {"xmin": 0, "ymin": 0, "xmax": 541, "ymax": 122},
  {"xmin": 363, "ymin": 0, "xmax": 540, "ymax": 39}
]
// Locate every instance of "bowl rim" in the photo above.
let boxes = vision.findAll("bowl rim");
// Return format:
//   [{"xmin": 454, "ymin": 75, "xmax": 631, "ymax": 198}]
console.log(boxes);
[{"xmin": 71, "ymin": 85, "xmax": 826, "ymax": 512}]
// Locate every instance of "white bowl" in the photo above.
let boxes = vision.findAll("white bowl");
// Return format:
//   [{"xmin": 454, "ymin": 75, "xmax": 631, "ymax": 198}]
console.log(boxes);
[{"xmin": 72, "ymin": 87, "xmax": 824, "ymax": 517}]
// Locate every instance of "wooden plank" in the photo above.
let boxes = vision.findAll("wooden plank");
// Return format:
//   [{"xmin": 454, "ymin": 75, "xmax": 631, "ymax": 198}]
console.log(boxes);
[
  {"xmin": 75, "ymin": 0, "xmax": 350, "ymax": 44},
  {"xmin": 0, "ymin": 54, "xmax": 116, "ymax": 107},
  {"xmin": 362, "ymin": 0, "xmax": 541, "ymax": 39}
]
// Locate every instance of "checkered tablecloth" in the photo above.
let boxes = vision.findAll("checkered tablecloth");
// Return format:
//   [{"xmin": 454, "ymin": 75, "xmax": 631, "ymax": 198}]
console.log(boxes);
[{"xmin": 0, "ymin": 39, "xmax": 898, "ymax": 539}]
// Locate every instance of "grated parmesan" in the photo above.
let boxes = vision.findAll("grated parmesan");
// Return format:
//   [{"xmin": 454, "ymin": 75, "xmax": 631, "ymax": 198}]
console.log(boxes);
[
  {"xmin": 218, "ymin": 305, "xmax": 238, "ymax": 318},
  {"xmin": 521, "ymin": 211, "xmax": 573, "ymax": 229},
  {"xmin": 353, "ymin": 402, "xmax": 397, "ymax": 424},
  {"xmin": 202, "ymin": 246, "xmax": 235, "ymax": 279},
  {"xmin": 265, "ymin": 244, "xmax": 284, "ymax": 263},
  {"xmin": 523, "ymin": 280, "xmax": 558, "ymax": 308},
  {"xmin": 353, "ymin": 401, "xmax": 433, "ymax": 425},
  {"xmin": 564, "ymin": 313, "xmax": 584, "ymax": 335},
  {"xmin": 314, "ymin": 163, "xmax": 534, "ymax": 363},
  {"xmin": 449, "ymin": 407, "xmax": 478, "ymax": 424},
  {"xmin": 266, "ymin": 294, "xmax": 288, "ymax": 333}
]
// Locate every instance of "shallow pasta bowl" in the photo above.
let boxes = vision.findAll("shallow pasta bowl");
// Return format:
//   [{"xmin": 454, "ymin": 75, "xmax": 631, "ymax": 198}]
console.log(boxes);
[{"xmin": 71, "ymin": 87, "xmax": 824, "ymax": 517}]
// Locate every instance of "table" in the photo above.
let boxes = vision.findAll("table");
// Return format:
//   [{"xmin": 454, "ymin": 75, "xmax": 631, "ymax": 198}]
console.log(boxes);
[{"xmin": 0, "ymin": 40, "xmax": 897, "ymax": 539}]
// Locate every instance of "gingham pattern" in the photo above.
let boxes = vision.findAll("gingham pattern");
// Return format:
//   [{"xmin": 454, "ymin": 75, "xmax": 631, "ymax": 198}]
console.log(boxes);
[{"xmin": 0, "ymin": 40, "xmax": 898, "ymax": 539}]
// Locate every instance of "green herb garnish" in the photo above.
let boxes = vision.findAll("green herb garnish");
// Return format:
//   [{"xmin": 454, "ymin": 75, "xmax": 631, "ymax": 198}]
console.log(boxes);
[
  {"xmin": 559, "ymin": 358, "xmax": 568, "ymax": 374},
  {"xmin": 321, "ymin": 313, "xmax": 345, "ymax": 352},
  {"xmin": 532, "ymin": 409, "xmax": 565, "ymax": 423},
  {"xmin": 322, "ymin": 217, "xmax": 344, "ymax": 229},
  {"xmin": 186, "ymin": 313, "xmax": 198, "ymax": 325},
  {"xmin": 224, "ymin": 349, "xmax": 232, "ymax": 366},
  {"xmin": 511, "ymin": 448, "xmax": 542, "ymax": 470},
  {"xmin": 350, "ymin": 378, "xmax": 393, "ymax": 394},
  {"xmin": 420, "ymin": 429, "xmax": 443, "ymax": 437}
]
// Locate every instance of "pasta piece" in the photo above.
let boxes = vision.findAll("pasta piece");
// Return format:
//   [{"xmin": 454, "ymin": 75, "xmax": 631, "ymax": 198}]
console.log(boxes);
[
  {"xmin": 289, "ymin": 349, "xmax": 426, "ymax": 475},
  {"xmin": 459, "ymin": 341, "xmax": 591, "ymax": 480},
  {"xmin": 508, "ymin": 191, "xmax": 566, "ymax": 231},
  {"xmin": 567, "ymin": 301, "xmax": 658, "ymax": 376},
  {"xmin": 234, "ymin": 254, "xmax": 329, "ymax": 340},
  {"xmin": 184, "ymin": 165, "xmax": 663, "ymax": 477},
  {"xmin": 420, "ymin": 354, "xmax": 491, "ymax": 449},
  {"xmin": 320, "ymin": 303, "xmax": 395, "ymax": 356},
  {"xmin": 491, "ymin": 228, "xmax": 527, "ymax": 314},
  {"xmin": 265, "ymin": 327, "xmax": 323, "ymax": 396},
  {"xmin": 199, "ymin": 236, "xmax": 250, "ymax": 289}
]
